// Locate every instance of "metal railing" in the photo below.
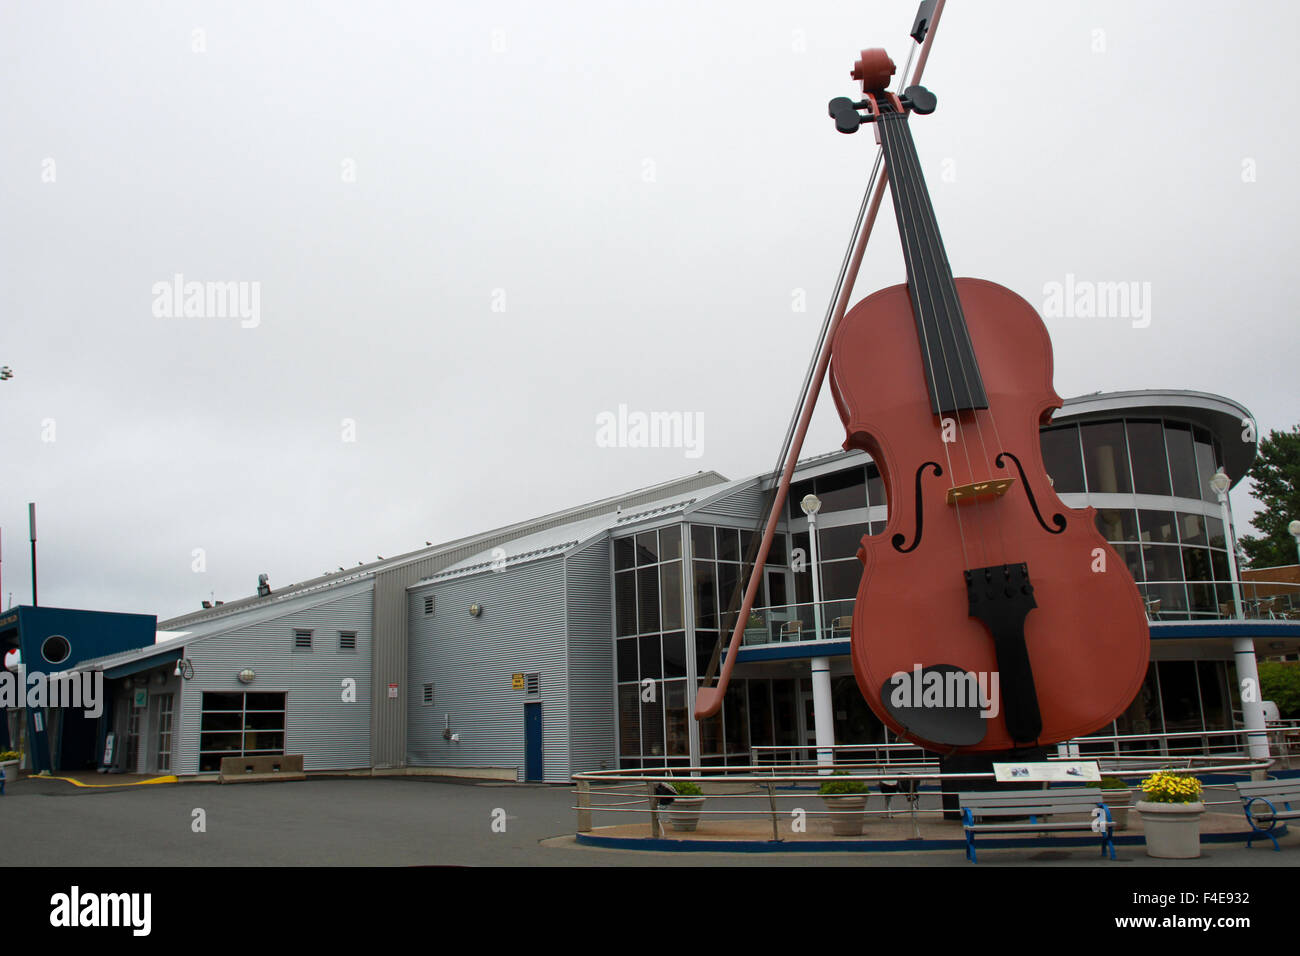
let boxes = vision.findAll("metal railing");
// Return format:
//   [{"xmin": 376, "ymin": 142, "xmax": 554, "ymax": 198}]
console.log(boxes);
[
  {"xmin": 739, "ymin": 600, "xmax": 855, "ymax": 646},
  {"xmin": 735, "ymin": 582, "xmax": 1300, "ymax": 652},
  {"xmin": 571, "ymin": 747, "xmax": 1274, "ymax": 840}
]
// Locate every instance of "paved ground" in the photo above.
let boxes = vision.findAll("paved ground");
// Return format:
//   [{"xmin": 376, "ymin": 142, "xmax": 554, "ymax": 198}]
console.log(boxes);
[{"xmin": 2, "ymin": 775, "xmax": 1297, "ymax": 866}]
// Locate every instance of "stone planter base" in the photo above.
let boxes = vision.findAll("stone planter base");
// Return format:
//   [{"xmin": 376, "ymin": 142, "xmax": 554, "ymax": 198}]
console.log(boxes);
[
  {"xmin": 822, "ymin": 795, "xmax": 868, "ymax": 836},
  {"xmin": 1137, "ymin": 800, "xmax": 1204, "ymax": 858}
]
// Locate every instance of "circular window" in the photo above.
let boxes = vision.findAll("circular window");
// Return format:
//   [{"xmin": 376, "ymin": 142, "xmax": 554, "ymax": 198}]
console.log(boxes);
[{"xmin": 41, "ymin": 635, "xmax": 71, "ymax": 665}]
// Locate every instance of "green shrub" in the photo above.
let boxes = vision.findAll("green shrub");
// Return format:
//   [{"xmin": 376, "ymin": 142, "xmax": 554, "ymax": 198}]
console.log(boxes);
[
  {"xmin": 819, "ymin": 770, "xmax": 869, "ymax": 796},
  {"xmin": 1086, "ymin": 776, "xmax": 1128, "ymax": 790},
  {"xmin": 0, "ymin": 751, "xmax": 21, "ymax": 762},
  {"xmin": 671, "ymin": 780, "xmax": 703, "ymax": 797}
]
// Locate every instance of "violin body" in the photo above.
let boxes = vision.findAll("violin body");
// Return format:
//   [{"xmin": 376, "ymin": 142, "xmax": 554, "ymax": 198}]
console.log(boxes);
[{"xmin": 831, "ymin": 277, "xmax": 1150, "ymax": 752}]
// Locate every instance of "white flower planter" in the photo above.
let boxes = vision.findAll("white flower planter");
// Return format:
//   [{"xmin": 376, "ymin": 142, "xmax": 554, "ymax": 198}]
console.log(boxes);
[
  {"xmin": 0, "ymin": 760, "xmax": 18, "ymax": 789},
  {"xmin": 1137, "ymin": 800, "xmax": 1204, "ymax": 858},
  {"xmin": 666, "ymin": 795, "xmax": 706, "ymax": 832},
  {"xmin": 822, "ymin": 795, "xmax": 868, "ymax": 836}
]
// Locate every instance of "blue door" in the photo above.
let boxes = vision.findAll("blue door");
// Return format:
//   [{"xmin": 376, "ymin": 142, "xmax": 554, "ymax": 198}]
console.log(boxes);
[{"xmin": 524, "ymin": 702, "xmax": 543, "ymax": 781}]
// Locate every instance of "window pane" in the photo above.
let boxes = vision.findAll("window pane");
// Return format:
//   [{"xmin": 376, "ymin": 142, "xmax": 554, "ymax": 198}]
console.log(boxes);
[
  {"xmin": 691, "ymin": 525, "xmax": 715, "ymax": 560},
  {"xmin": 717, "ymin": 563, "xmax": 740, "ymax": 622},
  {"xmin": 766, "ymin": 534, "xmax": 788, "ymax": 566},
  {"xmin": 816, "ymin": 467, "xmax": 867, "ymax": 513},
  {"xmin": 723, "ymin": 681, "xmax": 750, "ymax": 758},
  {"xmin": 615, "ymin": 571, "xmax": 637, "ymax": 636},
  {"xmin": 1183, "ymin": 547, "xmax": 1212, "ymax": 582},
  {"xmin": 1178, "ymin": 512, "xmax": 1208, "ymax": 546},
  {"xmin": 641, "ymin": 690, "xmax": 665, "ymax": 758},
  {"xmin": 820, "ymin": 560, "xmax": 862, "ymax": 603},
  {"xmin": 866, "ymin": 464, "xmax": 886, "ymax": 514},
  {"xmin": 637, "ymin": 566, "xmax": 660, "ymax": 633},
  {"xmin": 1164, "ymin": 421, "xmax": 1200, "ymax": 499},
  {"xmin": 639, "ymin": 634, "xmax": 662, "ymax": 680},
  {"xmin": 665, "ymin": 680, "xmax": 689, "ymax": 756},
  {"xmin": 663, "ymin": 632, "xmax": 686, "ymax": 679},
  {"xmin": 1081, "ymin": 421, "xmax": 1132, "ymax": 493},
  {"xmin": 1127, "ymin": 420, "xmax": 1172, "ymax": 496},
  {"xmin": 1040, "ymin": 425, "xmax": 1085, "ymax": 494},
  {"xmin": 245, "ymin": 693, "xmax": 286, "ymax": 711},
  {"xmin": 660, "ymin": 561, "xmax": 683, "ymax": 631},
  {"xmin": 695, "ymin": 630, "xmax": 719, "ymax": 677},
  {"xmin": 1111, "ymin": 543, "xmax": 1144, "ymax": 582},
  {"xmin": 817, "ymin": 523, "xmax": 864, "ymax": 562},
  {"xmin": 614, "ymin": 536, "xmax": 635, "ymax": 571},
  {"xmin": 693, "ymin": 561, "xmax": 717, "ymax": 628},
  {"xmin": 1095, "ymin": 509, "xmax": 1139, "ymax": 542},
  {"xmin": 717, "ymin": 527, "xmax": 740, "ymax": 563},
  {"xmin": 1139, "ymin": 510, "xmax": 1179, "ymax": 545},
  {"xmin": 1194, "ymin": 427, "xmax": 1218, "ymax": 502},
  {"xmin": 659, "ymin": 527, "xmax": 682, "ymax": 562},
  {"xmin": 618, "ymin": 685, "xmax": 640, "ymax": 756},
  {"xmin": 617, "ymin": 638, "xmax": 638, "ymax": 683},
  {"xmin": 636, "ymin": 531, "xmax": 658, "ymax": 565},
  {"xmin": 1206, "ymin": 515, "xmax": 1226, "ymax": 550}
]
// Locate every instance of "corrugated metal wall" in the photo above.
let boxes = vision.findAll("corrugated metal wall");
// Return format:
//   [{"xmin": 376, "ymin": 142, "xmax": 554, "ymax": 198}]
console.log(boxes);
[
  {"xmin": 370, "ymin": 470, "xmax": 729, "ymax": 768},
  {"xmin": 699, "ymin": 480, "xmax": 765, "ymax": 520},
  {"xmin": 175, "ymin": 582, "xmax": 374, "ymax": 773},
  {"xmin": 564, "ymin": 537, "xmax": 615, "ymax": 775},
  {"xmin": 407, "ymin": 557, "xmax": 569, "ymax": 781}
]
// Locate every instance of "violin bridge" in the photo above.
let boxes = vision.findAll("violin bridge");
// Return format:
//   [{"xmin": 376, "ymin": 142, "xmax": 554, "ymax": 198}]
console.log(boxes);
[{"xmin": 946, "ymin": 477, "xmax": 1015, "ymax": 505}]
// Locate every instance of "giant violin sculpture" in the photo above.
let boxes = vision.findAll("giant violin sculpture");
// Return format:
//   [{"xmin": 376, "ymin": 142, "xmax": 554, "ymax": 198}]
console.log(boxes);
[{"xmin": 827, "ymin": 50, "xmax": 1149, "ymax": 752}]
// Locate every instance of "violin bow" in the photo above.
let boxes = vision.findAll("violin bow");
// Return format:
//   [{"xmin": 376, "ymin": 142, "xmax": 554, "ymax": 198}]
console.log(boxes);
[{"xmin": 694, "ymin": 0, "xmax": 947, "ymax": 720}]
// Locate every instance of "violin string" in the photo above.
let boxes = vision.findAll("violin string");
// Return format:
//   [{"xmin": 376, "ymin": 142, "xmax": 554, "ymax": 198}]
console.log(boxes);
[
  {"xmin": 877, "ymin": 108, "xmax": 970, "ymax": 569},
  {"xmin": 889, "ymin": 107, "xmax": 1008, "ymax": 568}
]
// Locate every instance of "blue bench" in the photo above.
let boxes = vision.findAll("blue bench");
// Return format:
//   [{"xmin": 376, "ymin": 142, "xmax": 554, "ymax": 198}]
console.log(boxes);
[
  {"xmin": 959, "ymin": 788, "xmax": 1117, "ymax": 863},
  {"xmin": 1236, "ymin": 778, "xmax": 1300, "ymax": 851}
]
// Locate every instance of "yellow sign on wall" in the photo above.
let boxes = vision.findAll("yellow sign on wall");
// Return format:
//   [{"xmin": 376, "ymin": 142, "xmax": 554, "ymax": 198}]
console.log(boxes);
[{"xmin": 512, "ymin": 673, "xmax": 525, "ymax": 690}]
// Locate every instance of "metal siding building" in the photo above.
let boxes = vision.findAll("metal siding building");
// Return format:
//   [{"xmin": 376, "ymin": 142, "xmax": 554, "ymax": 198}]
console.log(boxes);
[
  {"xmin": 175, "ymin": 581, "xmax": 376, "ymax": 773},
  {"xmin": 407, "ymin": 557, "xmax": 570, "ymax": 781}
]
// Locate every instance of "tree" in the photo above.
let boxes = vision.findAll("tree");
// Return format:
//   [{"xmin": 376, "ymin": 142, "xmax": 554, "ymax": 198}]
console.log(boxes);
[
  {"xmin": 1258, "ymin": 661, "xmax": 1300, "ymax": 718},
  {"xmin": 1239, "ymin": 425, "xmax": 1300, "ymax": 569}
]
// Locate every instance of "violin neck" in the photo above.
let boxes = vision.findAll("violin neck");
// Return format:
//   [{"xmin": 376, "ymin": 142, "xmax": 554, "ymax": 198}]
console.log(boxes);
[{"xmin": 876, "ymin": 102, "xmax": 988, "ymax": 416}]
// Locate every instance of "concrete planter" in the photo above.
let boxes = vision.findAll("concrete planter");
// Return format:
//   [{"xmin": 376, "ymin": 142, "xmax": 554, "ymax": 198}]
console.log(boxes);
[
  {"xmin": 0, "ymin": 760, "xmax": 19, "ymax": 787},
  {"xmin": 1137, "ymin": 800, "xmax": 1204, "ymax": 858},
  {"xmin": 822, "ymin": 795, "xmax": 868, "ymax": 836},
  {"xmin": 666, "ymin": 795, "xmax": 706, "ymax": 831}
]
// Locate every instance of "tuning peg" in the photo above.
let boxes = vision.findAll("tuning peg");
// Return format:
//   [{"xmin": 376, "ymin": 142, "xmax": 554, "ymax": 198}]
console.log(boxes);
[
  {"xmin": 902, "ymin": 85, "xmax": 937, "ymax": 115},
  {"xmin": 828, "ymin": 96, "xmax": 862, "ymax": 134}
]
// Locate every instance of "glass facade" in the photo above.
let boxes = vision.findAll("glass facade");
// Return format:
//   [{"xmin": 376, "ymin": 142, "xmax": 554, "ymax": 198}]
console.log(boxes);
[
  {"xmin": 611, "ymin": 408, "xmax": 1255, "ymax": 766},
  {"xmin": 1040, "ymin": 416, "xmax": 1231, "ymax": 619},
  {"xmin": 614, "ymin": 526, "xmax": 688, "ymax": 767}
]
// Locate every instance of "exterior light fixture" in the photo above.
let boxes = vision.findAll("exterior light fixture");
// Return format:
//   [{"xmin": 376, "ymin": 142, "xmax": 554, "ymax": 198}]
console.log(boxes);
[
  {"xmin": 469, "ymin": 604, "xmax": 482, "ymax": 617},
  {"xmin": 800, "ymin": 494, "xmax": 822, "ymax": 516},
  {"xmin": 1209, "ymin": 468, "xmax": 1231, "ymax": 499},
  {"xmin": 237, "ymin": 668, "xmax": 255, "ymax": 684},
  {"xmin": 174, "ymin": 658, "xmax": 194, "ymax": 680}
]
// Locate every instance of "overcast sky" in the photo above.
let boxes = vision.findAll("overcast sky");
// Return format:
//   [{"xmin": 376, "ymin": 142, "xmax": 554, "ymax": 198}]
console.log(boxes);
[{"xmin": 2, "ymin": 0, "xmax": 1296, "ymax": 621}]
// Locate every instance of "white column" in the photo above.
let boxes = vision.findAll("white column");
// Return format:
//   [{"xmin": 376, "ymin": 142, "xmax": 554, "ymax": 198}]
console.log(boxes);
[
  {"xmin": 1234, "ymin": 638, "xmax": 1270, "ymax": 760},
  {"xmin": 811, "ymin": 656, "xmax": 835, "ymax": 773},
  {"xmin": 1215, "ymin": 475, "xmax": 1268, "ymax": 760}
]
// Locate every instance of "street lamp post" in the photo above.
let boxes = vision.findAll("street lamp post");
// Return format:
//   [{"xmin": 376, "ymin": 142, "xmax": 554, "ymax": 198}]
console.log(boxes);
[
  {"xmin": 1210, "ymin": 468, "xmax": 1268, "ymax": 761},
  {"xmin": 800, "ymin": 494, "xmax": 835, "ymax": 773}
]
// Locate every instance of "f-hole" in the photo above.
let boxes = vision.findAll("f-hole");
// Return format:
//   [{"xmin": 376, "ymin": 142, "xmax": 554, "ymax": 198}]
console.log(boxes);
[{"xmin": 892, "ymin": 461, "xmax": 943, "ymax": 553}]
